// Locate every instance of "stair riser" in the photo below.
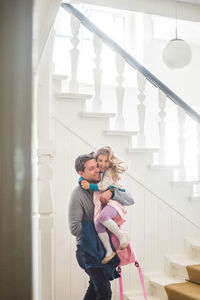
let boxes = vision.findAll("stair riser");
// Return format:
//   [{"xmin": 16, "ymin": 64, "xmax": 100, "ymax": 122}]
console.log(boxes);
[
  {"xmin": 149, "ymin": 283, "xmax": 168, "ymax": 300},
  {"xmin": 187, "ymin": 265, "xmax": 200, "ymax": 285},
  {"xmin": 54, "ymin": 109, "xmax": 110, "ymax": 133},
  {"xmin": 54, "ymin": 99, "xmax": 86, "ymax": 119},
  {"xmin": 186, "ymin": 245, "xmax": 200, "ymax": 260},
  {"xmin": 170, "ymin": 265, "xmax": 189, "ymax": 280},
  {"xmin": 128, "ymin": 154, "xmax": 154, "ymax": 169},
  {"xmin": 52, "ymin": 75, "xmax": 68, "ymax": 92},
  {"xmin": 148, "ymin": 167, "xmax": 174, "ymax": 178},
  {"xmin": 53, "ymin": 82, "xmax": 61, "ymax": 92},
  {"xmin": 191, "ymin": 247, "xmax": 200, "ymax": 259},
  {"xmin": 54, "ymin": 118, "xmax": 134, "ymax": 155},
  {"xmin": 165, "ymin": 256, "xmax": 190, "ymax": 280},
  {"xmin": 124, "ymin": 295, "xmax": 167, "ymax": 300}
]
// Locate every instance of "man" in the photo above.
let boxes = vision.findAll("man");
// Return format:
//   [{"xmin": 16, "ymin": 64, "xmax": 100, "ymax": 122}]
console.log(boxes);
[{"xmin": 69, "ymin": 153, "xmax": 134, "ymax": 300}]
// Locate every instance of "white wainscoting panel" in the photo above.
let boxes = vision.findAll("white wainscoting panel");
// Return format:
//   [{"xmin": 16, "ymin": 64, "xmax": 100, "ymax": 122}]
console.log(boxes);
[{"xmin": 52, "ymin": 118, "xmax": 200, "ymax": 299}]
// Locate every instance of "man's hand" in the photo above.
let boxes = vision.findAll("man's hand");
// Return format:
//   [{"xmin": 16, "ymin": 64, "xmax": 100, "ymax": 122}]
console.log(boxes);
[
  {"xmin": 81, "ymin": 180, "xmax": 90, "ymax": 190},
  {"xmin": 100, "ymin": 190, "xmax": 112, "ymax": 205}
]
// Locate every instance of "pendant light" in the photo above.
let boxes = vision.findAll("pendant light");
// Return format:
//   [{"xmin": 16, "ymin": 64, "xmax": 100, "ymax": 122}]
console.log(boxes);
[{"xmin": 162, "ymin": 0, "xmax": 192, "ymax": 69}]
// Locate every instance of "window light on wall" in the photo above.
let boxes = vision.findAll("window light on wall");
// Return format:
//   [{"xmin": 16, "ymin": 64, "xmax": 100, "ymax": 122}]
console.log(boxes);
[{"xmin": 53, "ymin": 4, "xmax": 135, "ymax": 85}]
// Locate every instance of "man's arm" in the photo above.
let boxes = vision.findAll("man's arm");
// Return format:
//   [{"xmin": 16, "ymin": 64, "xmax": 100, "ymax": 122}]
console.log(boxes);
[{"xmin": 68, "ymin": 189, "xmax": 83, "ymax": 238}]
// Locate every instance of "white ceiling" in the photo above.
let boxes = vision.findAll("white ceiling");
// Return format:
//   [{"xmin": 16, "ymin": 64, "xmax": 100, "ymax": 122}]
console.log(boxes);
[
  {"xmin": 76, "ymin": 0, "xmax": 200, "ymax": 22},
  {"xmin": 180, "ymin": 0, "xmax": 200, "ymax": 4}
]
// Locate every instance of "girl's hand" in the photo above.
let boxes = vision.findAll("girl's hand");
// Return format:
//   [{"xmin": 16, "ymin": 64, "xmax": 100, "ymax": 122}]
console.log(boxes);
[
  {"xmin": 81, "ymin": 180, "xmax": 90, "ymax": 190},
  {"xmin": 100, "ymin": 190, "xmax": 112, "ymax": 205}
]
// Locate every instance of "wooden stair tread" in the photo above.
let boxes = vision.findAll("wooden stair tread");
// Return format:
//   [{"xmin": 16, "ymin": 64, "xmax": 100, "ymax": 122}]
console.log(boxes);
[
  {"xmin": 128, "ymin": 147, "xmax": 159, "ymax": 153},
  {"xmin": 80, "ymin": 111, "xmax": 116, "ymax": 118},
  {"xmin": 150, "ymin": 164, "xmax": 180, "ymax": 170},
  {"xmin": 104, "ymin": 130, "xmax": 137, "ymax": 136},
  {"xmin": 189, "ymin": 196, "xmax": 200, "ymax": 201},
  {"xmin": 124, "ymin": 295, "xmax": 162, "ymax": 300},
  {"xmin": 148, "ymin": 273, "xmax": 182, "ymax": 287},
  {"xmin": 187, "ymin": 264, "xmax": 200, "ymax": 285},
  {"xmin": 54, "ymin": 92, "xmax": 92, "ymax": 100},
  {"xmin": 53, "ymin": 74, "xmax": 68, "ymax": 81},
  {"xmin": 165, "ymin": 281, "xmax": 200, "ymax": 300},
  {"xmin": 171, "ymin": 179, "xmax": 200, "ymax": 186},
  {"xmin": 168, "ymin": 255, "xmax": 200, "ymax": 267}
]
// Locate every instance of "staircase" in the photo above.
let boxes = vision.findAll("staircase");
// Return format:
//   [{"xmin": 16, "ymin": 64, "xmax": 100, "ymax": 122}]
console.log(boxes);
[
  {"xmin": 52, "ymin": 73, "xmax": 200, "ymax": 300},
  {"xmin": 50, "ymin": 4, "xmax": 200, "ymax": 300},
  {"xmin": 165, "ymin": 264, "xmax": 200, "ymax": 300}
]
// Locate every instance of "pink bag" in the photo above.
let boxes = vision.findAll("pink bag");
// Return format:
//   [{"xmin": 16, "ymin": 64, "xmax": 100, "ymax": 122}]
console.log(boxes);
[
  {"xmin": 111, "ymin": 233, "xmax": 135, "ymax": 266},
  {"xmin": 111, "ymin": 232, "xmax": 148, "ymax": 300}
]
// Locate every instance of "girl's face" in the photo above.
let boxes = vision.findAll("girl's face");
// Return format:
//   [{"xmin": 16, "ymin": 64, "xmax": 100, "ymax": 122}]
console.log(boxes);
[{"xmin": 97, "ymin": 154, "xmax": 110, "ymax": 173}]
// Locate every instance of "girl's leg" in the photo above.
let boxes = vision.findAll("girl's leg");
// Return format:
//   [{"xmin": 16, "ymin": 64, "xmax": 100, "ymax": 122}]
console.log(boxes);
[
  {"xmin": 95, "ymin": 213, "xmax": 116, "ymax": 264},
  {"xmin": 98, "ymin": 205, "xmax": 128, "ymax": 250},
  {"xmin": 95, "ymin": 205, "xmax": 119, "ymax": 233},
  {"xmin": 98, "ymin": 232, "xmax": 116, "ymax": 264}
]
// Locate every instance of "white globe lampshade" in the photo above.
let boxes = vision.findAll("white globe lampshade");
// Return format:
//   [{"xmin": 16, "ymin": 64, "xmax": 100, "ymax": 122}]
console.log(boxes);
[{"xmin": 162, "ymin": 38, "xmax": 192, "ymax": 69}]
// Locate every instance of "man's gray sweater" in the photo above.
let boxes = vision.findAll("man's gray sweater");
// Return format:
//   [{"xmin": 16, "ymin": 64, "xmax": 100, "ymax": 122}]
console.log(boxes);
[{"xmin": 69, "ymin": 186, "xmax": 134, "ymax": 245}]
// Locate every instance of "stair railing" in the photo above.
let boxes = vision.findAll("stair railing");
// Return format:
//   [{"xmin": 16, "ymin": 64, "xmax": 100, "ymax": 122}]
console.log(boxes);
[{"xmin": 60, "ymin": 3, "xmax": 200, "ymax": 181}]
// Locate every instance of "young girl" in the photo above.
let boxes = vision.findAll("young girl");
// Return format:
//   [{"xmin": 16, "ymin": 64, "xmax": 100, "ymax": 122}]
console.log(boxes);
[{"xmin": 81, "ymin": 146, "xmax": 128, "ymax": 264}]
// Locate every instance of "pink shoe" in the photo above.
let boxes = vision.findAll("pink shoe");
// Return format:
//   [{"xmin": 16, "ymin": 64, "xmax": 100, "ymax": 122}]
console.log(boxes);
[
  {"xmin": 119, "ymin": 241, "xmax": 129, "ymax": 250},
  {"xmin": 119, "ymin": 235, "xmax": 129, "ymax": 250}
]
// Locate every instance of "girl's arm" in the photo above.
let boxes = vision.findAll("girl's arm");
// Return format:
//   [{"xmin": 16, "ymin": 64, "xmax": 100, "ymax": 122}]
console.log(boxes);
[
  {"xmin": 99, "ymin": 189, "xmax": 134, "ymax": 206},
  {"xmin": 80, "ymin": 169, "xmax": 114, "ymax": 191},
  {"xmin": 90, "ymin": 169, "xmax": 114, "ymax": 191},
  {"xmin": 112, "ymin": 189, "xmax": 134, "ymax": 206}
]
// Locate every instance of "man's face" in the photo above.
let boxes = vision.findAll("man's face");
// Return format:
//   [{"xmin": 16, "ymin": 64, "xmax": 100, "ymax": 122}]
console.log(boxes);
[{"xmin": 78, "ymin": 159, "xmax": 100, "ymax": 183}]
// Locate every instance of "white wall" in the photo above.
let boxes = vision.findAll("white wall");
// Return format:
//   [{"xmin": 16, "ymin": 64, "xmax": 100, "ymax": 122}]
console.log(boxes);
[
  {"xmin": 143, "ymin": 38, "xmax": 200, "ymax": 107},
  {"xmin": 75, "ymin": 0, "xmax": 200, "ymax": 22},
  {"xmin": 142, "ymin": 15, "xmax": 200, "ymax": 107}
]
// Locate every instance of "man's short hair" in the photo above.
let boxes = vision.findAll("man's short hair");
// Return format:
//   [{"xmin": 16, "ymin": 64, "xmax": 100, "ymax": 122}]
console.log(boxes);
[{"xmin": 75, "ymin": 152, "xmax": 95, "ymax": 172}]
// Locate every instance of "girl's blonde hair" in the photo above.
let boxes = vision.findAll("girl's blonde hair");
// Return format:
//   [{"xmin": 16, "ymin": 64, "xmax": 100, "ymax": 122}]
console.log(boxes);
[{"xmin": 95, "ymin": 146, "xmax": 127, "ymax": 181}]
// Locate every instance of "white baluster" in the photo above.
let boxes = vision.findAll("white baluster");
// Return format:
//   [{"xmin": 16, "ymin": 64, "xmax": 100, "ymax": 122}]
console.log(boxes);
[
  {"xmin": 36, "ymin": 29, "xmax": 55, "ymax": 300},
  {"xmin": 158, "ymin": 89, "xmax": 167, "ymax": 164},
  {"xmin": 69, "ymin": 15, "xmax": 80, "ymax": 93},
  {"xmin": 193, "ymin": 123, "xmax": 200, "ymax": 195},
  {"xmin": 178, "ymin": 106, "xmax": 186, "ymax": 179},
  {"xmin": 115, "ymin": 53, "xmax": 125, "ymax": 129},
  {"xmin": 197, "ymin": 123, "xmax": 200, "ymax": 180},
  {"xmin": 137, "ymin": 71, "xmax": 146, "ymax": 147},
  {"xmin": 92, "ymin": 34, "xmax": 103, "ymax": 110},
  {"xmin": 38, "ymin": 150, "xmax": 54, "ymax": 300}
]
